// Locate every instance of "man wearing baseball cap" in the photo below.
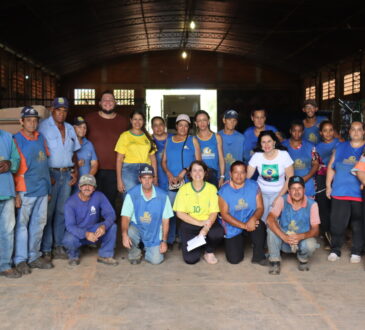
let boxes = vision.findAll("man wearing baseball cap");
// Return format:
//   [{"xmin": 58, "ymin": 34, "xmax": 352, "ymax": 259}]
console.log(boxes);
[
  {"xmin": 266, "ymin": 175, "xmax": 320, "ymax": 274},
  {"xmin": 218, "ymin": 110, "xmax": 245, "ymax": 180},
  {"xmin": 13, "ymin": 106, "xmax": 53, "ymax": 275},
  {"xmin": 121, "ymin": 164, "xmax": 173, "ymax": 265},
  {"xmin": 62, "ymin": 174, "xmax": 118, "ymax": 266},
  {"xmin": 39, "ymin": 97, "xmax": 81, "ymax": 261}
]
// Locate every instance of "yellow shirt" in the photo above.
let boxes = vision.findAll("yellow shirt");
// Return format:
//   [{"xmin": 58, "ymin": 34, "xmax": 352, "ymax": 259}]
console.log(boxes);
[
  {"xmin": 173, "ymin": 182, "xmax": 219, "ymax": 221},
  {"xmin": 114, "ymin": 131, "xmax": 155, "ymax": 164}
]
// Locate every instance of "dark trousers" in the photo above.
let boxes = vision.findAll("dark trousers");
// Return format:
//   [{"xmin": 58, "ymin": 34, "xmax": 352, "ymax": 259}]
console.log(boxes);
[
  {"xmin": 180, "ymin": 221, "xmax": 224, "ymax": 264},
  {"xmin": 315, "ymin": 175, "xmax": 331, "ymax": 234},
  {"xmin": 330, "ymin": 198, "xmax": 363, "ymax": 256},
  {"xmin": 95, "ymin": 170, "xmax": 118, "ymax": 208},
  {"xmin": 224, "ymin": 220, "xmax": 266, "ymax": 264}
]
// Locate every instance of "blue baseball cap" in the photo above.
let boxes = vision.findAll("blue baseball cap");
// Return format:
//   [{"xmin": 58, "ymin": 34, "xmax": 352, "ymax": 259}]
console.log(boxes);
[
  {"xmin": 52, "ymin": 97, "xmax": 69, "ymax": 109},
  {"xmin": 223, "ymin": 109, "xmax": 239, "ymax": 119},
  {"xmin": 21, "ymin": 106, "xmax": 39, "ymax": 118},
  {"xmin": 288, "ymin": 176, "xmax": 305, "ymax": 188}
]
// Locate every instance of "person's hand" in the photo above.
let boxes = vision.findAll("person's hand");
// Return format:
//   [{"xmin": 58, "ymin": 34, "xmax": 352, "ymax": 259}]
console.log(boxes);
[
  {"xmin": 15, "ymin": 194, "xmax": 22, "ymax": 208},
  {"xmin": 218, "ymin": 177, "xmax": 224, "ymax": 187},
  {"xmin": 78, "ymin": 159, "xmax": 85, "ymax": 167},
  {"xmin": 160, "ymin": 241, "xmax": 167, "ymax": 253},
  {"xmin": 122, "ymin": 233, "xmax": 132, "ymax": 249},
  {"xmin": 326, "ymin": 187, "xmax": 332, "ymax": 200},
  {"xmin": 199, "ymin": 221, "xmax": 211, "ymax": 236},
  {"xmin": 167, "ymin": 172, "xmax": 174, "ymax": 184},
  {"xmin": 117, "ymin": 180, "xmax": 125, "ymax": 193},
  {"xmin": 0, "ymin": 160, "xmax": 11, "ymax": 173},
  {"xmin": 69, "ymin": 171, "xmax": 78, "ymax": 186},
  {"xmin": 246, "ymin": 217, "xmax": 256, "ymax": 232},
  {"xmin": 48, "ymin": 195, "xmax": 52, "ymax": 201},
  {"xmin": 85, "ymin": 231, "xmax": 98, "ymax": 243},
  {"xmin": 287, "ymin": 233, "xmax": 303, "ymax": 245},
  {"xmin": 50, "ymin": 177, "xmax": 56, "ymax": 185},
  {"xmin": 95, "ymin": 225, "xmax": 106, "ymax": 238}
]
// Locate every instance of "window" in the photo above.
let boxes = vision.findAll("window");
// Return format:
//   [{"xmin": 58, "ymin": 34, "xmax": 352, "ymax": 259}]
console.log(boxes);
[
  {"xmin": 74, "ymin": 88, "xmax": 96, "ymax": 105},
  {"xmin": 305, "ymin": 85, "xmax": 316, "ymax": 100},
  {"xmin": 322, "ymin": 79, "xmax": 335, "ymax": 100},
  {"xmin": 114, "ymin": 89, "xmax": 135, "ymax": 105},
  {"xmin": 344, "ymin": 72, "xmax": 360, "ymax": 95}
]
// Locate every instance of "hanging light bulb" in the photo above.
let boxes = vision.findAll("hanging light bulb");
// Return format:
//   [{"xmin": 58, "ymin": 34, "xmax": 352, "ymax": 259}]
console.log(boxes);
[
  {"xmin": 190, "ymin": 21, "xmax": 196, "ymax": 30},
  {"xmin": 181, "ymin": 51, "xmax": 187, "ymax": 59}
]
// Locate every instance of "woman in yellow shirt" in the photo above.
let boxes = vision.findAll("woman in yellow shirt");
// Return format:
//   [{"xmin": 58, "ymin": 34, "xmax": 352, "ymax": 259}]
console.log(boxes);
[
  {"xmin": 173, "ymin": 160, "xmax": 224, "ymax": 264},
  {"xmin": 115, "ymin": 110, "xmax": 157, "ymax": 194}
]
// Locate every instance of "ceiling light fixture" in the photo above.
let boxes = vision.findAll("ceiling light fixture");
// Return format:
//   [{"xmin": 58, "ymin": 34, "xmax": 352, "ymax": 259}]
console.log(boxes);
[
  {"xmin": 189, "ymin": 21, "xmax": 196, "ymax": 30},
  {"xmin": 181, "ymin": 51, "xmax": 187, "ymax": 59}
]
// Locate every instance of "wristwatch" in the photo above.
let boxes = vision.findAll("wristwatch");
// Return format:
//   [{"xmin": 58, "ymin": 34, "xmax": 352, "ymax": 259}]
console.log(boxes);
[{"xmin": 161, "ymin": 240, "xmax": 167, "ymax": 243}]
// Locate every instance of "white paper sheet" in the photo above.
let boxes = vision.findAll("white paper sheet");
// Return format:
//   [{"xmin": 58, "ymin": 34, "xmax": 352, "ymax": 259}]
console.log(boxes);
[{"xmin": 187, "ymin": 234, "xmax": 206, "ymax": 252}]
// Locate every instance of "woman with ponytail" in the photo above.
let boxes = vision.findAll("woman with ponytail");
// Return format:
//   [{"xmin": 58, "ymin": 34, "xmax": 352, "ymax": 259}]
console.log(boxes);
[{"xmin": 115, "ymin": 110, "xmax": 157, "ymax": 194}]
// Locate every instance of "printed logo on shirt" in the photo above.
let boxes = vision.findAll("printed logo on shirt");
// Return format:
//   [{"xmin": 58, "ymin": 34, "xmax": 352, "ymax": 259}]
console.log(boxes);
[
  {"xmin": 343, "ymin": 156, "xmax": 357, "ymax": 164},
  {"xmin": 261, "ymin": 164, "xmax": 279, "ymax": 182},
  {"xmin": 183, "ymin": 145, "xmax": 190, "ymax": 150},
  {"xmin": 308, "ymin": 133, "xmax": 317, "ymax": 143},
  {"xmin": 235, "ymin": 198, "xmax": 248, "ymax": 211},
  {"xmin": 202, "ymin": 147, "xmax": 215, "ymax": 159},
  {"xmin": 225, "ymin": 153, "xmax": 235, "ymax": 165},
  {"xmin": 294, "ymin": 159, "xmax": 306, "ymax": 170},
  {"xmin": 90, "ymin": 206, "xmax": 96, "ymax": 216},
  {"xmin": 140, "ymin": 212, "xmax": 152, "ymax": 224},
  {"xmin": 286, "ymin": 220, "xmax": 299, "ymax": 234},
  {"xmin": 37, "ymin": 151, "xmax": 46, "ymax": 162},
  {"xmin": 0, "ymin": 156, "xmax": 4, "ymax": 161}
]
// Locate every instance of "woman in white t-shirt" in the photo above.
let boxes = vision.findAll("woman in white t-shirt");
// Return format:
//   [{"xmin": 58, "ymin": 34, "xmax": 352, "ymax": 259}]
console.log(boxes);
[{"xmin": 247, "ymin": 130, "xmax": 294, "ymax": 222}]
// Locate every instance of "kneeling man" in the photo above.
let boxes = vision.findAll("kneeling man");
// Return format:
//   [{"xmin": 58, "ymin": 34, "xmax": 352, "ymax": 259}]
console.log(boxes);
[
  {"xmin": 63, "ymin": 174, "xmax": 118, "ymax": 266},
  {"xmin": 121, "ymin": 165, "xmax": 173, "ymax": 265},
  {"xmin": 267, "ymin": 176, "xmax": 320, "ymax": 274}
]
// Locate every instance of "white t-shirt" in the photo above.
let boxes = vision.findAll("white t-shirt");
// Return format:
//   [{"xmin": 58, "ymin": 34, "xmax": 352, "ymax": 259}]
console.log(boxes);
[{"xmin": 249, "ymin": 150, "xmax": 293, "ymax": 194}]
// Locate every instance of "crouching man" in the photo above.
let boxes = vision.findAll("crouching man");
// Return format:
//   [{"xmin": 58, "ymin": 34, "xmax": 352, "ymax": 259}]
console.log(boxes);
[
  {"xmin": 121, "ymin": 164, "xmax": 173, "ymax": 265},
  {"xmin": 266, "ymin": 176, "xmax": 320, "ymax": 274},
  {"xmin": 63, "ymin": 174, "xmax": 118, "ymax": 266}
]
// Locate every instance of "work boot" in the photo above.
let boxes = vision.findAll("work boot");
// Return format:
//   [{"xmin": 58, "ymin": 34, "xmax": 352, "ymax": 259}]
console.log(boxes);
[
  {"xmin": 97, "ymin": 257, "xmax": 119, "ymax": 266},
  {"xmin": 29, "ymin": 257, "xmax": 54, "ymax": 269},
  {"xmin": 129, "ymin": 258, "xmax": 142, "ymax": 265},
  {"xmin": 15, "ymin": 261, "xmax": 31, "ymax": 275},
  {"xmin": 43, "ymin": 251, "xmax": 52, "ymax": 262},
  {"xmin": 0, "ymin": 268, "xmax": 22, "ymax": 279},
  {"xmin": 252, "ymin": 258, "xmax": 269, "ymax": 266},
  {"xmin": 298, "ymin": 261, "xmax": 310, "ymax": 271},
  {"xmin": 269, "ymin": 261, "xmax": 281, "ymax": 275},
  {"xmin": 52, "ymin": 246, "xmax": 68, "ymax": 260}
]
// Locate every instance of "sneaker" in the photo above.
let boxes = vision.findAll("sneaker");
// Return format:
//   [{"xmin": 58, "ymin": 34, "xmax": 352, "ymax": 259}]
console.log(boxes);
[
  {"xmin": 52, "ymin": 246, "xmax": 68, "ymax": 260},
  {"xmin": 203, "ymin": 252, "xmax": 218, "ymax": 265},
  {"xmin": 252, "ymin": 258, "xmax": 269, "ymax": 267},
  {"xmin": 97, "ymin": 257, "xmax": 119, "ymax": 266},
  {"xmin": 43, "ymin": 251, "xmax": 52, "ymax": 262},
  {"xmin": 350, "ymin": 254, "xmax": 361, "ymax": 264},
  {"xmin": 298, "ymin": 261, "xmax": 310, "ymax": 271},
  {"xmin": 129, "ymin": 259, "xmax": 142, "ymax": 265},
  {"xmin": 328, "ymin": 252, "xmax": 340, "ymax": 262},
  {"xmin": 29, "ymin": 257, "xmax": 54, "ymax": 269},
  {"xmin": 269, "ymin": 261, "xmax": 281, "ymax": 275},
  {"xmin": 15, "ymin": 261, "xmax": 31, "ymax": 275},
  {"xmin": 68, "ymin": 259, "xmax": 80, "ymax": 266},
  {"xmin": 0, "ymin": 268, "xmax": 22, "ymax": 279}
]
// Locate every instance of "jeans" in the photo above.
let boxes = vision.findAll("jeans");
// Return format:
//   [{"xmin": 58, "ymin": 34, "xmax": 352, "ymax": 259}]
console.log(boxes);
[
  {"xmin": 96, "ymin": 169, "xmax": 118, "ymax": 208},
  {"xmin": 128, "ymin": 224, "xmax": 164, "ymax": 265},
  {"xmin": 315, "ymin": 175, "xmax": 331, "ymax": 234},
  {"xmin": 63, "ymin": 223, "xmax": 117, "ymax": 259},
  {"xmin": 41, "ymin": 169, "xmax": 72, "ymax": 252},
  {"xmin": 14, "ymin": 194, "xmax": 48, "ymax": 264},
  {"xmin": 267, "ymin": 228, "xmax": 319, "ymax": 262},
  {"xmin": 122, "ymin": 163, "xmax": 141, "ymax": 193},
  {"xmin": 0, "ymin": 198, "xmax": 15, "ymax": 272},
  {"xmin": 262, "ymin": 191, "xmax": 280, "ymax": 223},
  {"xmin": 167, "ymin": 190, "xmax": 177, "ymax": 244}
]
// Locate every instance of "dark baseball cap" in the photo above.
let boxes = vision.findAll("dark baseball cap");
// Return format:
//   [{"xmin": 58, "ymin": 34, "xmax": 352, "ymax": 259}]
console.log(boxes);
[
  {"xmin": 288, "ymin": 176, "xmax": 305, "ymax": 188},
  {"xmin": 52, "ymin": 97, "xmax": 69, "ymax": 109},
  {"xmin": 21, "ymin": 106, "xmax": 39, "ymax": 118},
  {"xmin": 74, "ymin": 116, "xmax": 86, "ymax": 126},
  {"xmin": 139, "ymin": 164, "xmax": 155, "ymax": 177},
  {"xmin": 223, "ymin": 109, "xmax": 239, "ymax": 119}
]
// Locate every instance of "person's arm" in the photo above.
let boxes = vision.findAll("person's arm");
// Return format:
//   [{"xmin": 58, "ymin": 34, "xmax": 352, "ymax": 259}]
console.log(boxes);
[
  {"xmin": 116, "ymin": 153, "xmax": 125, "ymax": 192},
  {"xmin": 64, "ymin": 202, "xmax": 88, "ymax": 240},
  {"xmin": 9, "ymin": 139, "xmax": 20, "ymax": 173},
  {"xmin": 176, "ymin": 211, "xmax": 206, "ymax": 227},
  {"xmin": 149, "ymin": 153, "xmax": 158, "ymax": 186},
  {"xmin": 159, "ymin": 218, "xmax": 169, "ymax": 253},
  {"xmin": 326, "ymin": 152, "xmax": 336, "ymax": 199},
  {"xmin": 245, "ymin": 191, "xmax": 264, "ymax": 232},
  {"xmin": 121, "ymin": 216, "xmax": 132, "ymax": 249},
  {"xmin": 266, "ymin": 212, "xmax": 291, "ymax": 244},
  {"xmin": 161, "ymin": 141, "xmax": 176, "ymax": 184},
  {"xmin": 218, "ymin": 196, "xmax": 247, "ymax": 230},
  {"xmin": 98, "ymin": 193, "xmax": 116, "ymax": 230},
  {"xmin": 303, "ymin": 157, "xmax": 319, "ymax": 183},
  {"xmin": 192, "ymin": 137, "xmax": 202, "ymax": 161},
  {"xmin": 69, "ymin": 152, "xmax": 79, "ymax": 186},
  {"xmin": 277, "ymin": 165, "xmax": 294, "ymax": 197},
  {"xmin": 199, "ymin": 212, "xmax": 218, "ymax": 236},
  {"xmin": 89, "ymin": 160, "xmax": 99, "ymax": 176},
  {"xmin": 216, "ymin": 134, "xmax": 225, "ymax": 187},
  {"xmin": 246, "ymin": 165, "xmax": 256, "ymax": 179},
  {"xmin": 356, "ymin": 171, "xmax": 365, "ymax": 186}
]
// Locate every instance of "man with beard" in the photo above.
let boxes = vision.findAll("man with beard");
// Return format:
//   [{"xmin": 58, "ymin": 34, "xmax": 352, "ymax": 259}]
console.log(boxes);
[
  {"xmin": 85, "ymin": 90, "xmax": 129, "ymax": 207},
  {"xmin": 302, "ymin": 100, "xmax": 328, "ymax": 145}
]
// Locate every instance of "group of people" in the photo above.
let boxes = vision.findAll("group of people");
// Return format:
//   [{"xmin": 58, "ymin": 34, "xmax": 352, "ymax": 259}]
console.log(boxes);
[{"xmin": 0, "ymin": 92, "xmax": 364, "ymax": 279}]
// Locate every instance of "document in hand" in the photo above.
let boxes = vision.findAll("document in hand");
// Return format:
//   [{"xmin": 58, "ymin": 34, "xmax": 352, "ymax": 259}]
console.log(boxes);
[{"xmin": 187, "ymin": 235, "xmax": 206, "ymax": 252}]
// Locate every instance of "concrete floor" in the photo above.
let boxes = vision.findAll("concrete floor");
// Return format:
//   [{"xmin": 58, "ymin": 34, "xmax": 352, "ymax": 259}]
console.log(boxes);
[{"xmin": 1, "ymin": 238, "xmax": 364, "ymax": 330}]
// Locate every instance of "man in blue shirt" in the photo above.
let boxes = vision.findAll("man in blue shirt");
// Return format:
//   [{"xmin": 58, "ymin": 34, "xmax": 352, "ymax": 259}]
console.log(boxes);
[
  {"xmin": 63, "ymin": 174, "xmax": 118, "ymax": 266},
  {"xmin": 243, "ymin": 108, "xmax": 282, "ymax": 163},
  {"xmin": 218, "ymin": 110, "xmax": 245, "ymax": 180},
  {"xmin": 0, "ymin": 129, "xmax": 20, "ymax": 278},
  {"xmin": 302, "ymin": 99, "xmax": 328, "ymax": 145},
  {"xmin": 39, "ymin": 97, "xmax": 81, "ymax": 261},
  {"xmin": 121, "ymin": 164, "xmax": 173, "ymax": 265}
]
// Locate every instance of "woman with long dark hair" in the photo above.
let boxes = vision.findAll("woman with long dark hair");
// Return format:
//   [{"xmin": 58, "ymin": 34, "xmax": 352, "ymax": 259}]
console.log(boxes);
[
  {"xmin": 115, "ymin": 110, "xmax": 157, "ymax": 194},
  {"xmin": 247, "ymin": 130, "xmax": 294, "ymax": 223}
]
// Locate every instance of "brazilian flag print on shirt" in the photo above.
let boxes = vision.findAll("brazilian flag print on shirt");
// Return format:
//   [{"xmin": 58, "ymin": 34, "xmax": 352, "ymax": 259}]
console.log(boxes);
[{"xmin": 261, "ymin": 164, "xmax": 279, "ymax": 182}]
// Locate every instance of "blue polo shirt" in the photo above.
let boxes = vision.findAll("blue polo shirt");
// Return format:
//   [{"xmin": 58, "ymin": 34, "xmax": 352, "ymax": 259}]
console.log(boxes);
[
  {"xmin": 39, "ymin": 116, "xmax": 80, "ymax": 168},
  {"xmin": 77, "ymin": 137, "xmax": 98, "ymax": 177}
]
